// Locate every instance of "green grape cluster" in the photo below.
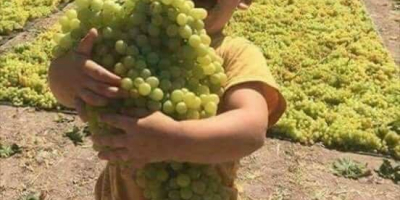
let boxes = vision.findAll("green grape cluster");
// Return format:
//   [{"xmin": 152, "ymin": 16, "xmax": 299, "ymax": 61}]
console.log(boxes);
[
  {"xmin": 54, "ymin": 0, "xmax": 227, "ymax": 119},
  {"xmin": 54, "ymin": 0, "xmax": 231, "ymax": 199},
  {"xmin": 136, "ymin": 162, "xmax": 230, "ymax": 200}
]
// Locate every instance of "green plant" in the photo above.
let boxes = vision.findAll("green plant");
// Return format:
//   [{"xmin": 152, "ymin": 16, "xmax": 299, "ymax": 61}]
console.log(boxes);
[
  {"xmin": 0, "ymin": 143, "xmax": 21, "ymax": 158},
  {"xmin": 376, "ymin": 159, "xmax": 400, "ymax": 184},
  {"xmin": 331, "ymin": 158, "xmax": 371, "ymax": 179},
  {"xmin": 64, "ymin": 125, "xmax": 90, "ymax": 145}
]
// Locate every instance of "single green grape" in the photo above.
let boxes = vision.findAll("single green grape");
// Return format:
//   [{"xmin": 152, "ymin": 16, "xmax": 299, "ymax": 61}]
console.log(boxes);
[
  {"xmin": 150, "ymin": 88, "xmax": 164, "ymax": 101},
  {"xmin": 168, "ymin": 190, "xmax": 181, "ymax": 200},
  {"xmin": 139, "ymin": 83, "xmax": 152, "ymax": 96},
  {"xmin": 141, "ymin": 68, "xmax": 152, "ymax": 79},
  {"xmin": 189, "ymin": 35, "xmax": 202, "ymax": 48},
  {"xmin": 170, "ymin": 67, "xmax": 182, "ymax": 78},
  {"xmin": 90, "ymin": 0, "xmax": 104, "ymax": 12},
  {"xmin": 102, "ymin": 27, "xmax": 114, "ymax": 39},
  {"xmin": 183, "ymin": 92, "xmax": 196, "ymax": 107},
  {"xmin": 200, "ymin": 34, "xmax": 212, "ymax": 46},
  {"xmin": 163, "ymin": 100, "xmax": 175, "ymax": 114},
  {"xmin": 121, "ymin": 78, "xmax": 134, "ymax": 90},
  {"xmin": 176, "ymin": 102, "xmax": 188, "ymax": 114},
  {"xmin": 167, "ymin": 24, "xmax": 179, "ymax": 37},
  {"xmin": 70, "ymin": 19, "xmax": 81, "ymax": 29},
  {"xmin": 134, "ymin": 77, "xmax": 145, "ymax": 87},
  {"xmin": 136, "ymin": 59, "xmax": 147, "ymax": 70},
  {"xmin": 123, "ymin": 56, "xmax": 136, "ymax": 68},
  {"xmin": 160, "ymin": 79, "xmax": 172, "ymax": 91},
  {"xmin": 171, "ymin": 90, "xmax": 184, "ymax": 103},
  {"xmin": 187, "ymin": 109, "xmax": 200, "ymax": 119},
  {"xmin": 59, "ymin": 33, "xmax": 73, "ymax": 49},
  {"xmin": 148, "ymin": 24, "xmax": 161, "ymax": 37},
  {"xmin": 180, "ymin": 187, "xmax": 193, "ymax": 200},
  {"xmin": 114, "ymin": 63, "xmax": 127, "ymax": 75},
  {"xmin": 196, "ymin": 44, "xmax": 208, "ymax": 57},
  {"xmin": 115, "ymin": 40, "xmax": 127, "ymax": 55},
  {"xmin": 176, "ymin": 13, "xmax": 188, "ymax": 26},
  {"xmin": 192, "ymin": 19, "xmax": 205, "ymax": 31},
  {"xmin": 176, "ymin": 174, "xmax": 191, "ymax": 187},
  {"xmin": 76, "ymin": 0, "xmax": 91, "ymax": 9},
  {"xmin": 203, "ymin": 64, "xmax": 216, "ymax": 75},
  {"xmin": 205, "ymin": 102, "xmax": 217, "ymax": 115},
  {"xmin": 191, "ymin": 8, "xmax": 208, "ymax": 20},
  {"xmin": 147, "ymin": 100, "xmax": 162, "ymax": 111},
  {"xmin": 101, "ymin": 54, "xmax": 115, "ymax": 68},
  {"xmin": 66, "ymin": 9, "xmax": 78, "ymax": 19},
  {"xmin": 147, "ymin": 52, "xmax": 160, "ymax": 65},
  {"xmin": 146, "ymin": 76, "xmax": 160, "ymax": 88},
  {"xmin": 197, "ymin": 55, "xmax": 212, "ymax": 65},
  {"xmin": 179, "ymin": 25, "xmax": 193, "ymax": 39},
  {"xmin": 136, "ymin": 34, "xmax": 149, "ymax": 47},
  {"xmin": 191, "ymin": 180, "xmax": 207, "ymax": 194},
  {"xmin": 210, "ymin": 94, "xmax": 220, "ymax": 104}
]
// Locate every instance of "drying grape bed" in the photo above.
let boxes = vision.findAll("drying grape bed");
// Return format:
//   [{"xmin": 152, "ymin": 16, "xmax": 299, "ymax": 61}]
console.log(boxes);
[
  {"xmin": 0, "ymin": 0, "xmax": 71, "ymax": 35},
  {"xmin": 0, "ymin": 0, "xmax": 399, "ymax": 159}
]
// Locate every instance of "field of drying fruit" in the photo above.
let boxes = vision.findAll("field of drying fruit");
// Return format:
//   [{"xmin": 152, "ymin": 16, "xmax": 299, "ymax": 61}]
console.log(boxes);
[{"xmin": 0, "ymin": 0, "xmax": 399, "ymax": 200}]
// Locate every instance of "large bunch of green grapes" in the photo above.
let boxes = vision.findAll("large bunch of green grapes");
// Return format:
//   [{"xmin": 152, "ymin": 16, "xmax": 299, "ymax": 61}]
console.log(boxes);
[
  {"xmin": 0, "ymin": 0, "xmax": 70, "ymax": 35},
  {"xmin": 54, "ymin": 0, "xmax": 230, "ymax": 199}
]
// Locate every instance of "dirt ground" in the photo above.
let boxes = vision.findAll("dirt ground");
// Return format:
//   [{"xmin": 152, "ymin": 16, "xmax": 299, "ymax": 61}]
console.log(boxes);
[
  {"xmin": 363, "ymin": 0, "xmax": 400, "ymax": 66},
  {"xmin": 1, "ymin": 0, "xmax": 400, "ymax": 200}
]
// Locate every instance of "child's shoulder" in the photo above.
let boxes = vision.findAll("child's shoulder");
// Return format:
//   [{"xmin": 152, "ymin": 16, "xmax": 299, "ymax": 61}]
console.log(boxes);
[
  {"xmin": 212, "ymin": 35, "xmax": 264, "ymax": 61},
  {"xmin": 213, "ymin": 35, "xmax": 258, "ymax": 51}
]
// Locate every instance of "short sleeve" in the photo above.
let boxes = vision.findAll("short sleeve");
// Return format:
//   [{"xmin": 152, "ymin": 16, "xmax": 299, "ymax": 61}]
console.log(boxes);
[{"xmin": 215, "ymin": 37, "xmax": 287, "ymax": 127}]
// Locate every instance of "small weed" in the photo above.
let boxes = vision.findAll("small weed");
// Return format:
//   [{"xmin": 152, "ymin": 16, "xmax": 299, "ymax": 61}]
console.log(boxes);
[
  {"xmin": 331, "ymin": 158, "xmax": 371, "ymax": 179},
  {"xmin": 393, "ymin": 0, "xmax": 400, "ymax": 11},
  {"xmin": 54, "ymin": 114, "xmax": 74, "ymax": 123},
  {"xmin": 19, "ymin": 192, "xmax": 40, "ymax": 200},
  {"xmin": 376, "ymin": 159, "xmax": 400, "ymax": 184},
  {"xmin": 0, "ymin": 143, "xmax": 21, "ymax": 158},
  {"xmin": 65, "ymin": 126, "xmax": 90, "ymax": 146}
]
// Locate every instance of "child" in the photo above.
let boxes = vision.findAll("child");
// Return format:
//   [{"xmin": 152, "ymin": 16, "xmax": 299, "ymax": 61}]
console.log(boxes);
[{"xmin": 49, "ymin": 0, "xmax": 286, "ymax": 199}]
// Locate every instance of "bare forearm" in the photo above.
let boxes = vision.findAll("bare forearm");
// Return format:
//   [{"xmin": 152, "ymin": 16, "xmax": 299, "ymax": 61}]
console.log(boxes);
[{"xmin": 173, "ymin": 108, "xmax": 268, "ymax": 164}]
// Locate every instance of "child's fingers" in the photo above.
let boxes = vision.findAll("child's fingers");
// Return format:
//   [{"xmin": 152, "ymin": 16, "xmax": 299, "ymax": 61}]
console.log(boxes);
[
  {"xmin": 83, "ymin": 61, "xmax": 121, "ymax": 86},
  {"xmin": 121, "ymin": 107, "xmax": 152, "ymax": 118},
  {"xmin": 76, "ymin": 28, "xmax": 98, "ymax": 56},
  {"xmin": 74, "ymin": 98, "xmax": 88, "ymax": 122},
  {"xmin": 99, "ymin": 113, "xmax": 139, "ymax": 131},
  {"xmin": 78, "ymin": 88, "xmax": 108, "ymax": 106},
  {"xmin": 84, "ymin": 78, "xmax": 121, "ymax": 98}
]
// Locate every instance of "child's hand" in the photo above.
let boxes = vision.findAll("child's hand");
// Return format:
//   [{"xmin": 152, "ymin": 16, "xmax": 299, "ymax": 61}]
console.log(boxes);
[
  {"xmin": 49, "ymin": 29, "xmax": 125, "ymax": 117},
  {"xmin": 91, "ymin": 109, "xmax": 182, "ymax": 165}
]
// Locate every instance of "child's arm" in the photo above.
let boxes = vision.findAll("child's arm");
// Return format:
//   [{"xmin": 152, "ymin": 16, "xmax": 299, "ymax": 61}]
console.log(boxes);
[
  {"xmin": 48, "ymin": 29, "xmax": 124, "ymax": 114},
  {"xmin": 92, "ymin": 82, "xmax": 270, "ymax": 165},
  {"xmin": 175, "ymin": 82, "xmax": 269, "ymax": 163}
]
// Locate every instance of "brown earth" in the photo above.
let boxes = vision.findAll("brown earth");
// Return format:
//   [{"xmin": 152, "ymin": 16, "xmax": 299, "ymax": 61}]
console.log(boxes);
[
  {"xmin": 363, "ymin": 0, "xmax": 400, "ymax": 66},
  {"xmin": 1, "ymin": 0, "xmax": 400, "ymax": 200},
  {"xmin": 0, "ymin": 105, "xmax": 399, "ymax": 200}
]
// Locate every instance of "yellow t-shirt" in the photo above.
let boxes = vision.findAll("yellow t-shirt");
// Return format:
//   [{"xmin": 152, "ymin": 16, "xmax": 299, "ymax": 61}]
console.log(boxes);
[{"xmin": 95, "ymin": 36, "xmax": 287, "ymax": 200}]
